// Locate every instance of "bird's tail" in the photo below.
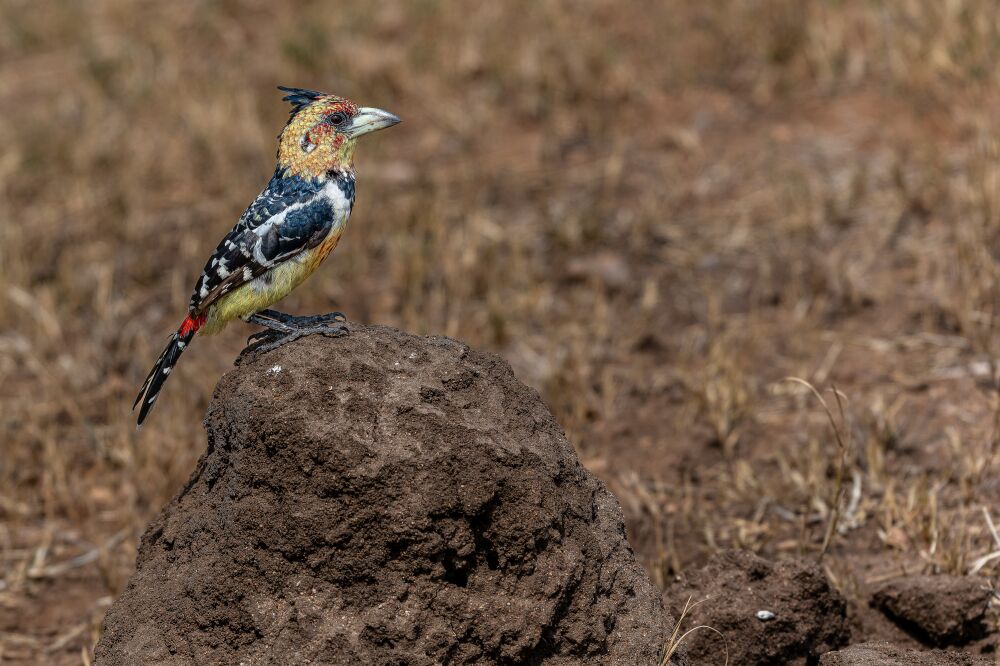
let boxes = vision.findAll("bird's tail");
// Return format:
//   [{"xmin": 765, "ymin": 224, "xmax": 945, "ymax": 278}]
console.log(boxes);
[{"xmin": 133, "ymin": 314, "xmax": 205, "ymax": 428}]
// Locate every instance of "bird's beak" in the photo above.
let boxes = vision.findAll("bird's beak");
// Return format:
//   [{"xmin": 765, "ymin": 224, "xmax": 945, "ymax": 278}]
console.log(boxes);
[{"xmin": 347, "ymin": 107, "xmax": 401, "ymax": 138}]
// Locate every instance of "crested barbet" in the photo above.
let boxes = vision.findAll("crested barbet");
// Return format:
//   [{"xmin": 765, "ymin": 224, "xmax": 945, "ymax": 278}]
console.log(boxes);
[{"xmin": 133, "ymin": 87, "xmax": 400, "ymax": 427}]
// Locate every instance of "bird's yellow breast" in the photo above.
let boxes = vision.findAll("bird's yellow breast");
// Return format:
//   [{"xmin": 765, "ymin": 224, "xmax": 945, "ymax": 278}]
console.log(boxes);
[{"xmin": 200, "ymin": 229, "xmax": 343, "ymax": 335}]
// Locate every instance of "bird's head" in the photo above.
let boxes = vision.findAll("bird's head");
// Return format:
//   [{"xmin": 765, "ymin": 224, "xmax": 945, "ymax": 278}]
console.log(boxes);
[{"xmin": 276, "ymin": 86, "xmax": 400, "ymax": 179}]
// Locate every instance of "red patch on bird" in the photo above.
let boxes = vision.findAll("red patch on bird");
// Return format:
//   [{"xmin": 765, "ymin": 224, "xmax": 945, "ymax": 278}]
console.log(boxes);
[{"xmin": 178, "ymin": 314, "xmax": 206, "ymax": 337}]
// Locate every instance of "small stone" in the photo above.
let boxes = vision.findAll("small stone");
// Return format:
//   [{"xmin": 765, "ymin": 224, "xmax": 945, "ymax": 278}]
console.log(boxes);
[{"xmin": 757, "ymin": 610, "xmax": 775, "ymax": 621}]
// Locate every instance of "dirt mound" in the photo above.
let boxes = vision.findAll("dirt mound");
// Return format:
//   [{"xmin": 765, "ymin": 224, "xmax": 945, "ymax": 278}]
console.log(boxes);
[
  {"xmin": 871, "ymin": 576, "xmax": 991, "ymax": 647},
  {"xmin": 95, "ymin": 325, "xmax": 677, "ymax": 665},
  {"xmin": 666, "ymin": 549, "xmax": 849, "ymax": 664},
  {"xmin": 819, "ymin": 641, "xmax": 992, "ymax": 665}
]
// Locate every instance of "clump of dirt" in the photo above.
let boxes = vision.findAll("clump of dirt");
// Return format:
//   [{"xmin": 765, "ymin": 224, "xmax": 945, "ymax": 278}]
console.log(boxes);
[
  {"xmin": 819, "ymin": 641, "xmax": 993, "ymax": 665},
  {"xmin": 871, "ymin": 576, "xmax": 992, "ymax": 647},
  {"xmin": 666, "ymin": 549, "xmax": 849, "ymax": 664},
  {"xmin": 94, "ymin": 325, "xmax": 678, "ymax": 665}
]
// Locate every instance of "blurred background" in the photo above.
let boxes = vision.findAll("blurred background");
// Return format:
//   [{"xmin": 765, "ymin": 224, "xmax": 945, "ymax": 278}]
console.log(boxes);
[{"xmin": 3, "ymin": 0, "xmax": 1000, "ymax": 662}]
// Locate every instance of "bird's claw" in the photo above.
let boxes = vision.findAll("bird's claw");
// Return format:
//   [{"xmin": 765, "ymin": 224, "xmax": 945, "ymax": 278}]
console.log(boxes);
[
  {"xmin": 245, "ymin": 311, "xmax": 349, "ymax": 353},
  {"xmin": 249, "ymin": 323, "xmax": 348, "ymax": 353}
]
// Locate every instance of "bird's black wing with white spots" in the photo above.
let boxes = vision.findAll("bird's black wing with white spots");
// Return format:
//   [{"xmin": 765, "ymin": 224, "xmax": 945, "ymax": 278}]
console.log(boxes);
[
  {"xmin": 135, "ymin": 172, "xmax": 348, "ymax": 428},
  {"xmin": 187, "ymin": 172, "xmax": 337, "ymax": 314}
]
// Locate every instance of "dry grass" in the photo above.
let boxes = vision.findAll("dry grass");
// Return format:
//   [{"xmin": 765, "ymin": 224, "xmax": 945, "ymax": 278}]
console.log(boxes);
[
  {"xmin": 2, "ymin": 0, "xmax": 1000, "ymax": 662},
  {"xmin": 659, "ymin": 596, "xmax": 729, "ymax": 666}
]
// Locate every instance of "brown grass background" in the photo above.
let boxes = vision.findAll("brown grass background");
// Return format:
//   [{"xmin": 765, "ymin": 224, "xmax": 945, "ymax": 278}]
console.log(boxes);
[{"xmin": 2, "ymin": 0, "xmax": 1000, "ymax": 662}]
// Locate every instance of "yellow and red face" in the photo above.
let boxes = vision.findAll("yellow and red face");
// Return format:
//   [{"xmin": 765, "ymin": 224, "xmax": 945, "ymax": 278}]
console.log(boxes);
[{"xmin": 276, "ymin": 87, "xmax": 400, "ymax": 178}]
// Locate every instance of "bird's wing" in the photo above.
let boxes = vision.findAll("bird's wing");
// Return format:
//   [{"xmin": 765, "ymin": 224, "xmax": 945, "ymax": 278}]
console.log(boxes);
[{"xmin": 188, "ymin": 176, "xmax": 336, "ymax": 314}]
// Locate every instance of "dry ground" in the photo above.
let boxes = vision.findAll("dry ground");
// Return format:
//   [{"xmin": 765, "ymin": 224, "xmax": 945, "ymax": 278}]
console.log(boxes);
[{"xmin": 2, "ymin": 1, "xmax": 1000, "ymax": 662}]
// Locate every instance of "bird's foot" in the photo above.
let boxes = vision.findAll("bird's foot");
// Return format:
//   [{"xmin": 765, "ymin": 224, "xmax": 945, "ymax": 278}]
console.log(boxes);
[
  {"xmin": 245, "ymin": 310, "xmax": 348, "ymax": 353},
  {"xmin": 252, "ymin": 309, "xmax": 346, "ymax": 327}
]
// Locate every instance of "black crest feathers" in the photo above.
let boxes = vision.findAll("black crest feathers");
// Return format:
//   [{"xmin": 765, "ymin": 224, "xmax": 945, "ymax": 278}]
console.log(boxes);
[{"xmin": 278, "ymin": 86, "xmax": 326, "ymax": 115}]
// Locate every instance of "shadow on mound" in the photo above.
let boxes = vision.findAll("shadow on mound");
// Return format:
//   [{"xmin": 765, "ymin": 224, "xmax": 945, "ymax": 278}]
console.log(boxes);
[{"xmin": 96, "ymin": 324, "xmax": 679, "ymax": 665}]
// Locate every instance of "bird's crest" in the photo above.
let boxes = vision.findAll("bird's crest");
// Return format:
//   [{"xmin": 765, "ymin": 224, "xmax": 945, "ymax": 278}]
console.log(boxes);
[{"xmin": 278, "ymin": 86, "xmax": 327, "ymax": 115}]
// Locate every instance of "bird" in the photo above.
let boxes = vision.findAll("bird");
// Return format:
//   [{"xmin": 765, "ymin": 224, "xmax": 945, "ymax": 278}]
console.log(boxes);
[{"xmin": 133, "ymin": 86, "xmax": 400, "ymax": 428}]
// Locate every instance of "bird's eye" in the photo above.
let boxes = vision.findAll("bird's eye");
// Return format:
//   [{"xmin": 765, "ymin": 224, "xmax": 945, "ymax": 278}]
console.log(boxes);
[{"xmin": 328, "ymin": 112, "xmax": 348, "ymax": 126}]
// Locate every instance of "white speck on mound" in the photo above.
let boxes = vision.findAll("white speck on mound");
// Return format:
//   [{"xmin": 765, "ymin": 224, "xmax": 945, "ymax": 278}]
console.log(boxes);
[
  {"xmin": 756, "ymin": 610, "xmax": 775, "ymax": 621},
  {"xmin": 267, "ymin": 365, "xmax": 282, "ymax": 375}
]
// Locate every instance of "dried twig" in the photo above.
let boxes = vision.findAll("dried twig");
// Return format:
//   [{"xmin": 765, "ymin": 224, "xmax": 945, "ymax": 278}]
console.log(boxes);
[
  {"xmin": 839, "ymin": 471, "xmax": 863, "ymax": 533},
  {"xmin": 969, "ymin": 550, "xmax": 1000, "ymax": 576},
  {"xmin": 46, "ymin": 622, "xmax": 87, "ymax": 653},
  {"xmin": 982, "ymin": 507, "xmax": 1000, "ymax": 549},
  {"xmin": 969, "ymin": 507, "xmax": 1000, "ymax": 575},
  {"xmin": 27, "ymin": 528, "xmax": 129, "ymax": 580}
]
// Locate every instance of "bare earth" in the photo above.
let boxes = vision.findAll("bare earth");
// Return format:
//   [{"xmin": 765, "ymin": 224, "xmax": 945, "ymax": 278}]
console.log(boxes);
[{"xmin": 1, "ymin": 1, "xmax": 999, "ymax": 663}]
